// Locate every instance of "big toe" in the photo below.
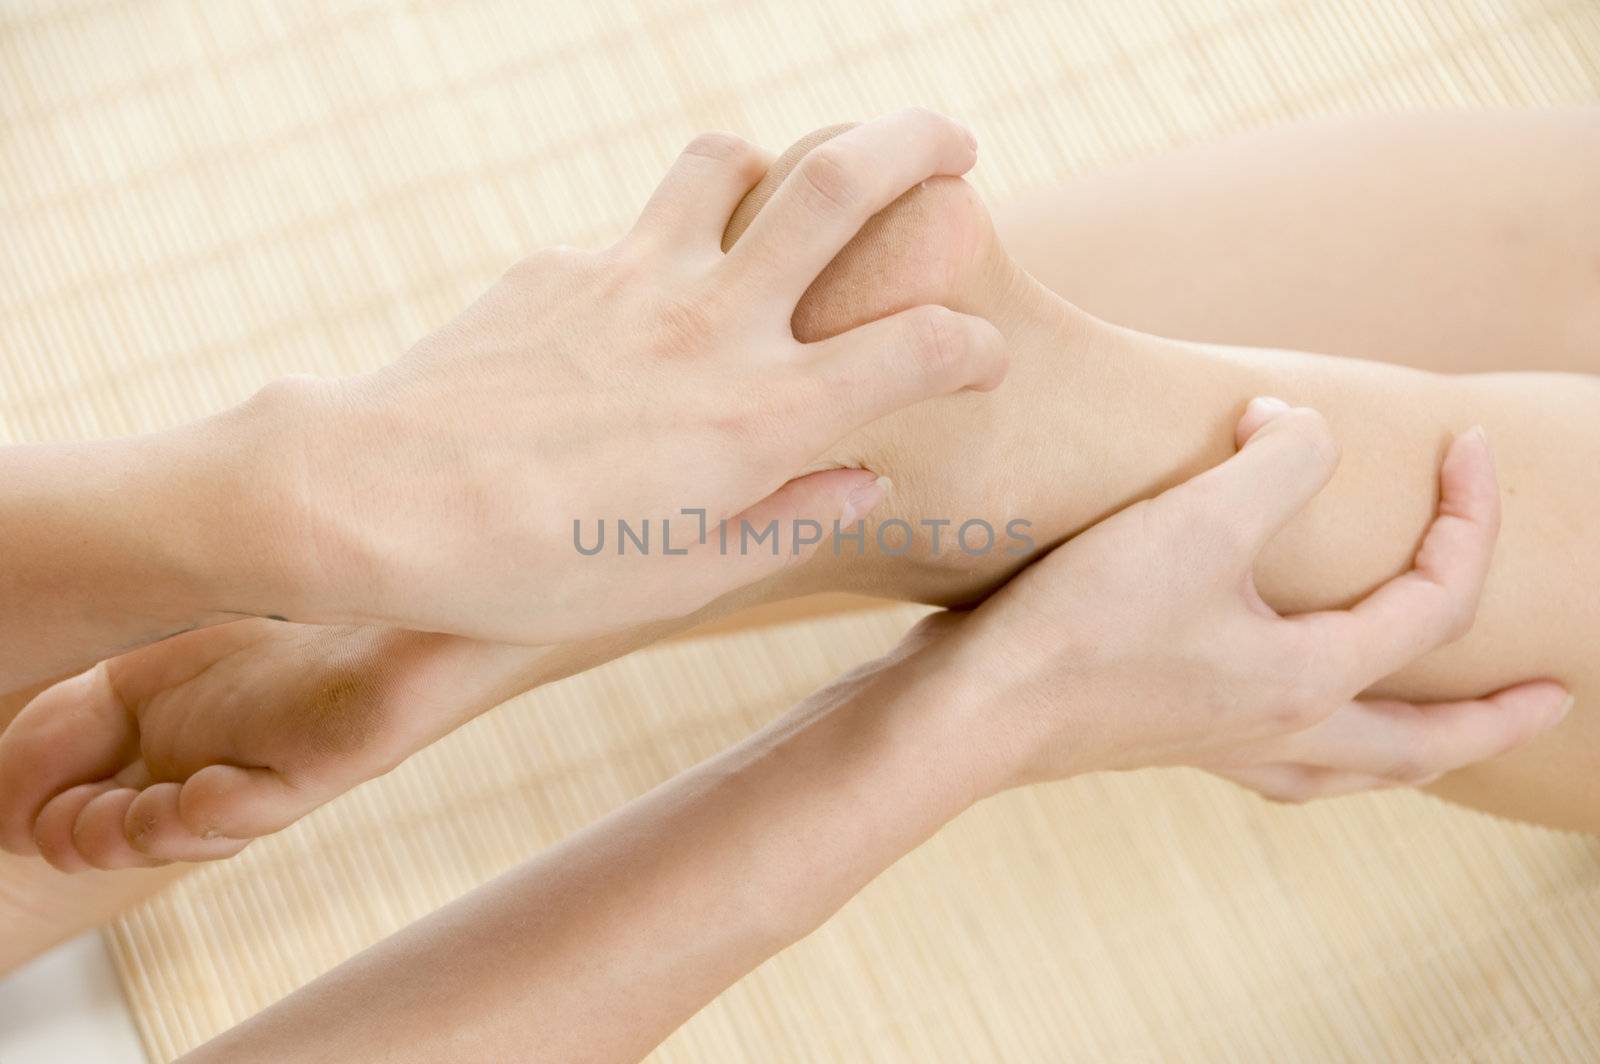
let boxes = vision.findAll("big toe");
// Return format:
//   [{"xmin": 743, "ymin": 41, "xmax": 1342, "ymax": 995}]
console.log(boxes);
[
  {"xmin": 126, "ymin": 783, "xmax": 251, "ymax": 863},
  {"xmin": 177, "ymin": 764, "xmax": 318, "ymax": 842}
]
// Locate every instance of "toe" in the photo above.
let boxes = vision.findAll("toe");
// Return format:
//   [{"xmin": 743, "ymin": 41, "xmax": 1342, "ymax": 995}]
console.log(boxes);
[
  {"xmin": 178, "ymin": 764, "xmax": 315, "ymax": 841},
  {"xmin": 126, "ymin": 784, "xmax": 249, "ymax": 863},
  {"xmin": 74, "ymin": 788, "xmax": 164, "ymax": 870},
  {"xmin": 34, "ymin": 782, "xmax": 116, "ymax": 872},
  {"xmin": 0, "ymin": 665, "xmax": 139, "ymax": 855}
]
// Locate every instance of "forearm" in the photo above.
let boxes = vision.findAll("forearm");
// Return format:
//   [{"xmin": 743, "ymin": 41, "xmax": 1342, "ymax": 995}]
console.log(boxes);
[
  {"xmin": 185, "ymin": 647, "xmax": 975, "ymax": 1064},
  {"xmin": 0, "ymin": 414, "xmax": 293, "ymax": 689}
]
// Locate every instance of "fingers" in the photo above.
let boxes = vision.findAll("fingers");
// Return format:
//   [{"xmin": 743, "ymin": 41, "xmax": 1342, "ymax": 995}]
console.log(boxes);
[
  {"xmin": 723, "ymin": 108, "xmax": 978, "ymax": 309},
  {"xmin": 1161, "ymin": 397, "xmax": 1339, "ymax": 566},
  {"xmin": 1217, "ymin": 681, "xmax": 1570, "ymax": 805},
  {"xmin": 793, "ymin": 304, "xmax": 1007, "ymax": 452},
  {"xmin": 631, "ymin": 132, "xmax": 773, "ymax": 250},
  {"xmin": 0, "ymin": 664, "xmax": 137, "ymax": 855},
  {"xmin": 1269, "ymin": 681, "xmax": 1571, "ymax": 784},
  {"xmin": 721, "ymin": 124, "xmax": 856, "ymax": 252},
  {"xmin": 691, "ymin": 467, "xmax": 889, "ymax": 602},
  {"xmin": 1293, "ymin": 426, "xmax": 1500, "ymax": 688}
]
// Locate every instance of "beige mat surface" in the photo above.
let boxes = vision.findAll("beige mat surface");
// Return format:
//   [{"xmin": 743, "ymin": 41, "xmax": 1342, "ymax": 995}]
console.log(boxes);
[{"xmin": 3, "ymin": 0, "xmax": 1599, "ymax": 1060}]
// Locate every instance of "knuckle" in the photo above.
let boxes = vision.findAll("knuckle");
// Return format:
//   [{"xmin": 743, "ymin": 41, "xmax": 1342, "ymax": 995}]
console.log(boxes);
[
  {"xmin": 905, "ymin": 306, "xmax": 968, "ymax": 386},
  {"xmin": 794, "ymin": 144, "xmax": 867, "ymax": 216},
  {"xmin": 896, "ymin": 105, "xmax": 954, "ymax": 139},
  {"xmin": 1254, "ymin": 659, "xmax": 1331, "ymax": 736},
  {"xmin": 1271, "ymin": 679, "xmax": 1329, "ymax": 732},
  {"xmin": 1174, "ymin": 487, "xmax": 1250, "ymax": 557},
  {"xmin": 505, "ymin": 244, "xmax": 590, "ymax": 282},
  {"xmin": 1379, "ymin": 709, "xmax": 1440, "ymax": 782},
  {"xmin": 600, "ymin": 238, "xmax": 663, "ymax": 288}
]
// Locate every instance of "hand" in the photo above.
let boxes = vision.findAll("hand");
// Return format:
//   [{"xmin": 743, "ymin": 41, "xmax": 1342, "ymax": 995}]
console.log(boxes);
[
  {"xmin": 915, "ymin": 398, "xmax": 1570, "ymax": 802},
  {"xmin": 238, "ymin": 108, "xmax": 1005, "ymax": 644}
]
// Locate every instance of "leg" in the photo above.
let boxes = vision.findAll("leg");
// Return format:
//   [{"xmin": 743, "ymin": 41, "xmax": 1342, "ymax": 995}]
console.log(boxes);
[
  {"xmin": 995, "ymin": 108, "xmax": 1600, "ymax": 374},
  {"xmin": 6, "ymin": 114, "xmax": 1600, "ymax": 900},
  {"xmin": 731, "ymin": 129, "xmax": 1600, "ymax": 832}
]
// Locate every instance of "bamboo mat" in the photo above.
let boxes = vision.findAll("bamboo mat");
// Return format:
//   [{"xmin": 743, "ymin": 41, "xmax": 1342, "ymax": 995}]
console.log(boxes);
[{"xmin": 3, "ymin": 0, "xmax": 1600, "ymax": 1060}]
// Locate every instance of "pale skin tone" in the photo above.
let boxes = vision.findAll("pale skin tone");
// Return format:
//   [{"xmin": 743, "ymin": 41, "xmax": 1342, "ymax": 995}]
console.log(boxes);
[
  {"xmin": 183, "ymin": 398, "xmax": 1548, "ymax": 1063},
  {"xmin": 0, "ymin": 108, "xmax": 1592, "ymax": 970},
  {"xmin": 0, "ymin": 109, "xmax": 1008, "ymax": 691}
]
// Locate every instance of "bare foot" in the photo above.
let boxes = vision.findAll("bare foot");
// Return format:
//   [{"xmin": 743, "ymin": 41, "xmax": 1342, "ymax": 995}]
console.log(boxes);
[{"xmin": 0, "ymin": 619, "xmax": 681, "ymax": 870}]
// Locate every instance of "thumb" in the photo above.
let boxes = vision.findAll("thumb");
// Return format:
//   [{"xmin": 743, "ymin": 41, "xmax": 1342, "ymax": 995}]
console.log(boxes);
[
  {"xmin": 696, "ymin": 468, "xmax": 889, "ymax": 598},
  {"xmin": 1164, "ymin": 396, "xmax": 1341, "ymax": 561}
]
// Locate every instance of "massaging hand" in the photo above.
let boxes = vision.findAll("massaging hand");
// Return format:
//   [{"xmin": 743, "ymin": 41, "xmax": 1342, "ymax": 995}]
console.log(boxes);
[
  {"xmin": 245, "ymin": 108, "xmax": 1004, "ymax": 644},
  {"xmin": 918, "ymin": 398, "xmax": 1569, "ymax": 802}
]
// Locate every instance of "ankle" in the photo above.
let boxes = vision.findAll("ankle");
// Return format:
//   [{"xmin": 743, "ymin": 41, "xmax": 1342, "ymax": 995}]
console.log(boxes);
[{"xmin": 724, "ymin": 125, "xmax": 1253, "ymax": 607}]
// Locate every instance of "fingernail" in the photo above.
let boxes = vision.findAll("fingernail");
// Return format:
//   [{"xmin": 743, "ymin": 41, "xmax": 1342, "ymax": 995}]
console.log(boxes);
[
  {"xmin": 1251, "ymin": 396, "xmax": 1291, "ymax": 415},
  {"xmin": 841, "ymin": 475, "xmax": 890, "ymax": 525},
  {"xmin": 1467, "ymin": 425, "xmax": 1488, "ymax": 446},
  {"xmin": 1548, "ymin": 693, "xmax": 1575, "ymax": 728},
  {"xmin": 963, "ymin": 125, "xmax": 978, "ymax": 152}
]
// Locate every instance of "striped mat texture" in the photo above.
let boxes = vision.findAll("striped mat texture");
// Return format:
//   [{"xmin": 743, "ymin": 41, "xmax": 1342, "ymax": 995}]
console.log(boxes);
[{"xmin": 3, "ymin": 0, "xmax": 1599, "ymax": 1060}]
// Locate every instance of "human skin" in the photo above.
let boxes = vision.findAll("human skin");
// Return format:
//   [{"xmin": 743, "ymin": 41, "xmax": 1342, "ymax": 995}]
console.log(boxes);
[
  {"xmin": 728, "ymin": 125, "xmax": 1600, "ymax": 832},
  {"xmin": 2, "ymin": 109, "xmax": 1596, "ymax": 885},
  {"xmin": 996, "ymin": 108, "xmax": 1600, "ymax": 377},
  {"xmin": 0, "ymin": 682, "xmax": 183, "ymax": 973},
  {"xmin": 0, "ymin": 109, "xmax": 1009, "ymax": 691},
  {"xmin": 179, "ymin": 399, "xmax": 1559, "ymax": 1063},
  {"xmin": 983, "ymin": 107, "xmax": 1600, "ymax": 825}
]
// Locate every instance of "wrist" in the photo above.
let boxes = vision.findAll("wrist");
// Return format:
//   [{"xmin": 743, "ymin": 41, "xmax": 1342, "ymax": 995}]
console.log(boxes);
[
  {"xmin": 698, "ymin": 649, "xmax": 985, "ymax": 948},
  {"xmin": 172, "ymin": 377, "xmax": 334, "ymax": 623},
  {"xmin": 893, "ymin": 615, "xmax": 1106, "ymax": 799},
  {"xmin": 890, "ymin": 633, "xmax": 1023, "ymax": 803}
]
